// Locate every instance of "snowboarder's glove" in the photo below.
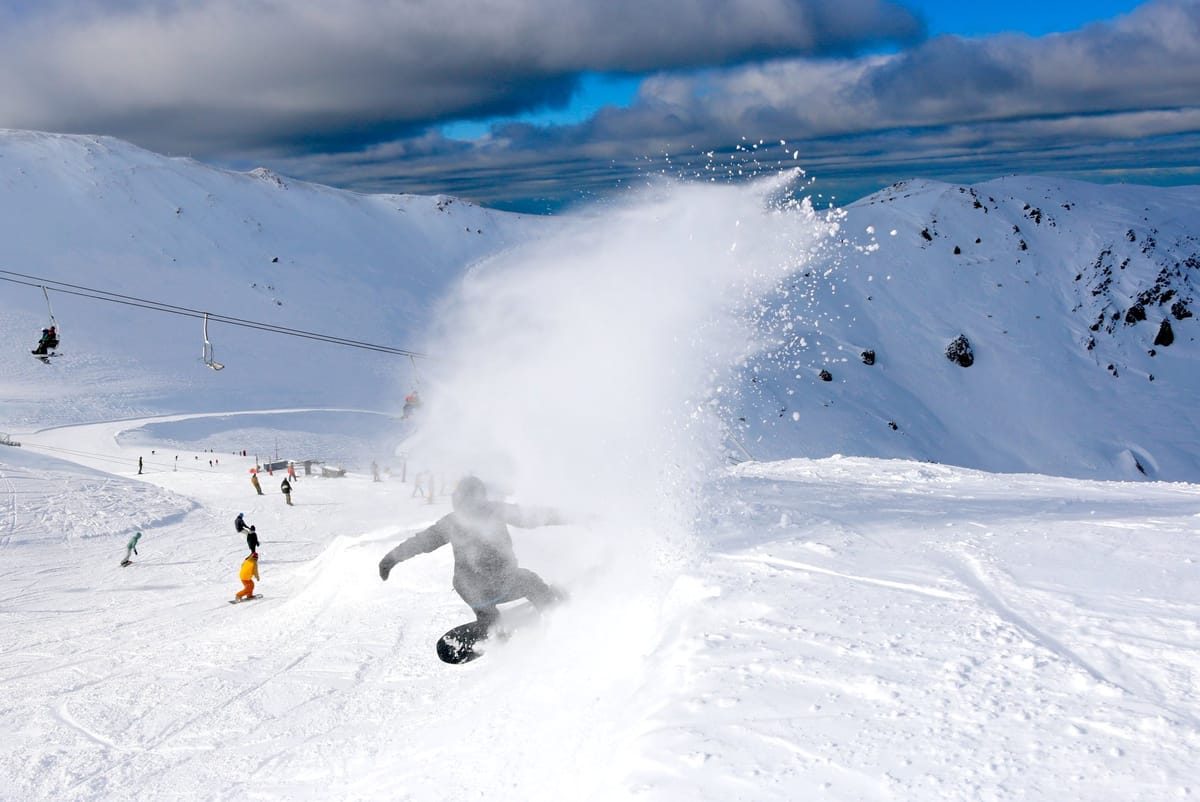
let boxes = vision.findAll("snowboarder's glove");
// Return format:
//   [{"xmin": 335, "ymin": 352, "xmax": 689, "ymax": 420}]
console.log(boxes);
[
  {"xmin": 134, "ymin": 548, "xmax": 138, "ymax": 555},
  {"xmin": 379, "ymin": 555, "xmax": 396, "ymax": 581}
]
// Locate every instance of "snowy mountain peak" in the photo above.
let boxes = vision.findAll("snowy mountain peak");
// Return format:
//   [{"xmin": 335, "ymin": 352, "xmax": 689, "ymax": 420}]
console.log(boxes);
[{"xmin": 735, "ymin": 176, "xmax": 1200, "ymax": 480}]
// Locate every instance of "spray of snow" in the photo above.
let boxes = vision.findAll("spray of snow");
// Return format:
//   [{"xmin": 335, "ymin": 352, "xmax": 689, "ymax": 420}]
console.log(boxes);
[{"xmin": 405, "ymin": 172, "xmax": 841, "ymax": 533}]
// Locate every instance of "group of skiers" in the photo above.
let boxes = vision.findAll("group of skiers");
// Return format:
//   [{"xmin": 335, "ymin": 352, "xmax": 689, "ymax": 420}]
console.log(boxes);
[
  {"xmin": 226, "ymin": 473, "xmax": 570, "ymax": 634},
  {"xmin": 233, "ymin": 512, "xmax": 261, "ymax": 601},
  {"xmin": 119, "ymin": 464, "xmax": 568, "ymax": 650},
  {"xmin": 250, "ymin": 465, "xmax": 296, "ymax": 503}
]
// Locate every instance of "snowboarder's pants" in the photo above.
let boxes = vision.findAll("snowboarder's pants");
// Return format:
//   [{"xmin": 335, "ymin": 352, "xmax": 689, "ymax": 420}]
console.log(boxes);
[
  {"xmin": 283, "ymin": 493, "xmax": 292, "ymax": 505},
  {"xmin": 236, "ymin": 580, "xmax": 255, "ymax": 599},
  {"xmin": 459, "ymin": 568, "xmax": 561, "ymax": 630}
]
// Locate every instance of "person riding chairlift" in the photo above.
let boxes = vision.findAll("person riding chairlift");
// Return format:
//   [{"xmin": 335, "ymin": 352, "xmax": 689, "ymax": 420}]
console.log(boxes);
[{"xmin": 32, "ymin": 325, "xmax": 58, "ymax": 356}]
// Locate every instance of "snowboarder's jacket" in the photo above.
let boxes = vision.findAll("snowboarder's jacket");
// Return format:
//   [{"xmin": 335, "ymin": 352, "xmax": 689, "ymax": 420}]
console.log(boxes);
[
  {"xmin": 378, "ymin": 477, "xmax": 563, "ymax": 604},
  {"xmin": 239, "ymin": 554, "xmax": 260, "ymax": 582},
  {"xmin": 127, "ymin": 531, "xmax": 142, "ymax": 551},
  {"xmin": 234, "ymin": 514, "xmax": 247, "ymax": 533}
]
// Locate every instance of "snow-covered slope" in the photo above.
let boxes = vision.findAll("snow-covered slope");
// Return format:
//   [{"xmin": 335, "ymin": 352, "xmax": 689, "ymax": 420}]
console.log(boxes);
[
  {"xmin": 734, "ymin": 176, "xmax": 1200, "ymax": 481},
  {"xmin": 7, "ymin": 131, "xmax": 1199, "ymax": 482},
  {"xmin": 3, "ymin": 133, "xmax": 1200, "ymax": 801},
  {"xmin": 0, "ymin": 130, "xmax": 544, "ymax": 427},
  {"xmin": 5, "ymin": 418, "xmax": 1200, "ymax": 801}
]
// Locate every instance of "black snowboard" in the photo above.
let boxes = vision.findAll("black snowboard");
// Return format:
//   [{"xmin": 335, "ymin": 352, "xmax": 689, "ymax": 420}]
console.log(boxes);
[
  {"xmin": 435, "ymin": 602, "xmax": 544, "ymax": 664},
  {"xmin": 229, "ymin": 594, "xmax": 263, "ymax": 604},
  {"xmin": 436, "ymin": 621, "xmax": 489, "ymax": 664}
]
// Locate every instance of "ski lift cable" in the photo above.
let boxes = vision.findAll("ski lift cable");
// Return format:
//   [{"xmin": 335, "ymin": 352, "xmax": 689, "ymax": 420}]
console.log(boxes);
[
  {"xmin": 2, "ymin": 270, "xmax": 421, "ymax": 356},
  {"xmin": 0, "ymin": 270, "xmax": 426, "ymax": 358}
]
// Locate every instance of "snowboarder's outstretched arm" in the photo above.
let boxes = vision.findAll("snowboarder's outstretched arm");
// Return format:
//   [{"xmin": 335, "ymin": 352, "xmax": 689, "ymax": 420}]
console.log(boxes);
[
  {"xmin": 378, "ymin": 522, "xmax": 450, "ymax": 580},
  {"xmin": 501, "ymin": 503, "xmax": 568, "ymax": 529}
]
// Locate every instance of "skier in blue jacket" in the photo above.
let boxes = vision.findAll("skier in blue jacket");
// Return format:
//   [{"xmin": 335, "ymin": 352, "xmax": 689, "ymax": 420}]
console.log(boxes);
[{"xmin": 120, "ymin": 531, "xmax": 142, "ymax": 566}]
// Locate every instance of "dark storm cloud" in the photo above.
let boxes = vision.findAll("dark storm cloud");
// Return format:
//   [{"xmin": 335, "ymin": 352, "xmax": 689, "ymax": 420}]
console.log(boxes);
[
  {"xmin": 294, "ymin": 0, "xmax": 1199, "ymax": 208},
  {"xmin": 0, "ymin": 0, "xmax": 922, "ymax": 157}
]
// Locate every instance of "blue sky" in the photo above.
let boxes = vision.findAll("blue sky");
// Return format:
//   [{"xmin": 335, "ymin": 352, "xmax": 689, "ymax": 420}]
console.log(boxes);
[
  {"xmin": 0, "ymin": 1, "xmax": 1195, "ymax": 211},
  {"xmin": 445, "ymin": 0, "xmax": 1150, "ymax": 140}
]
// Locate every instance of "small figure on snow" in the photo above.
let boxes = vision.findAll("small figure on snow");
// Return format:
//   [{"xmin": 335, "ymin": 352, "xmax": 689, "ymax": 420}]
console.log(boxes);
[
  {"xmin": 235, "ymin": 552, "xmax": 260, "ymax": 601},
  {"xmin": 287, "ymin": 463, "xmax": 297, "ymax": 483},
  {"xmin": 280, "ymin": 477, "xmax": 293, "ymax": 505},
  {"xmin": 378, "ymin": 476, "xmax": 566, "ymax": 641},
  {"xmin": 138, "ymin": 456, "xmax": 143, "ymax": 475},
  {"xmin": 250, "ymin": 470, "xmax": 263, "ymax": 495},
  {"xmin": 120, "ymin": 531, "xmax": 142, "ymax": 566}
]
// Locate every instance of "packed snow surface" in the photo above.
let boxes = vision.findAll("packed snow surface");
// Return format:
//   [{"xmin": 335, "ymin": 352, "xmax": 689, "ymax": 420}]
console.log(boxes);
[{"xmin": 2, "ymin": 416, "xmax": 1199, "ymax": 800}]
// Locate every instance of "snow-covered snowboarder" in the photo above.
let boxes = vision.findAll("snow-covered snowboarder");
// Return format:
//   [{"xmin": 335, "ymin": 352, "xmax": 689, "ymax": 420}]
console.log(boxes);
[
  {"xmin": 235, "ymin": 552, "xmax": 260, "ymax": 601},
  {"xmin": 280, "ymin": 477, "xmax": 293, "ymax": 506},
  {"xmin": 120, "ymin": 531, "xmax": 142, "ymax": 566},
  {"xmin": 378, "ymin": 476, "xmax": 566, "ymax": 636}
]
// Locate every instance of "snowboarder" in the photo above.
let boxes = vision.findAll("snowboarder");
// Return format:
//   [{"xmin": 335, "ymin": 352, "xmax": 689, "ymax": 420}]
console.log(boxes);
[
  {"xmin": 234, "ymin": 552, "xmax": 260, "ymax": 601},
  {"xmin": 246, "ymin": 525, "xmax": 259, "ymax": 554},
  {"xmin": 280, "ymin": 477, "xmax": 293, "ymax": 506},
  {"xmin": 138, "ymin": 456, "xmax": 143, "ymax": 475},
  {"xmin": 377, "ymin": 476, "xmax": 566, "ymax": 638},
  {"xmin": 250, "ymin": 471, "xmax": 263, "ymax": 495},
  {"xmin": 120, "ymin": 531, "xmax": 142, "ymax": 566},
  {"xmin": 287, "ymin": 463, "xmax": 297, "ymax": 483}
]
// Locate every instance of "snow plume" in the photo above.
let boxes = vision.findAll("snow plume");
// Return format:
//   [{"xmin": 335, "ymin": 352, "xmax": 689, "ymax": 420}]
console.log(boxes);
[{"xmin": 407, "ymin": 170, "xmax": 841, "ymax": 536}]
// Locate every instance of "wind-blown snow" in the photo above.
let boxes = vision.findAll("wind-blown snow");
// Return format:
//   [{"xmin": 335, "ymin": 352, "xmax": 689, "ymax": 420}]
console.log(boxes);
[{"xmin": 2, "ymin": 132, "xmax": 1200, "ymax": 800}]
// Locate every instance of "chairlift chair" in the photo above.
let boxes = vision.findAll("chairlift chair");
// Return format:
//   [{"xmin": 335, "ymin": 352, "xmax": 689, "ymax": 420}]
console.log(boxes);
[
  {"xmin": 202, "ymin": 313, "xmax": 224, "ymax": 370},
  {"xmin": 31, "ymin": 286, "xmax": 61, "ymax": 362}
]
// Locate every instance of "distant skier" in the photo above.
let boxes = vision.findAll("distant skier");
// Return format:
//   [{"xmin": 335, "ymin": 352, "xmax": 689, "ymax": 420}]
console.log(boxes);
[
  {"xmin": 234, "ymin": 552, "xmax": 260, "ymax": 601},
  {"xmin": 287, "ymin": 463, "xmax": 297, "ymax": 483},
  {"xmin": 120, "ymin": 531, "xmax": 142, "ymax": 567},
  {"xmin": 250, "ymin": 471, "xmax": 263, "ymax": 495},
  {"xmin": 378, "ymin": 476, "xmax": 566, "ymax": 636},
  {"xmin": 280, "ymin": 477, "xmax": 293, "ymax": 506},
  {"xmin": 138, "ymin": 456, "xmax": 143, "ymax": 475}
]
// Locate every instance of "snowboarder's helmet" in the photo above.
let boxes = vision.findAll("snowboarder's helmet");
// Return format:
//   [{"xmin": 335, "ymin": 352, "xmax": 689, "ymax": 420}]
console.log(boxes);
[{"xmin": 451, "ymin": 476, "xmax": 487, "ymax": 512}]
